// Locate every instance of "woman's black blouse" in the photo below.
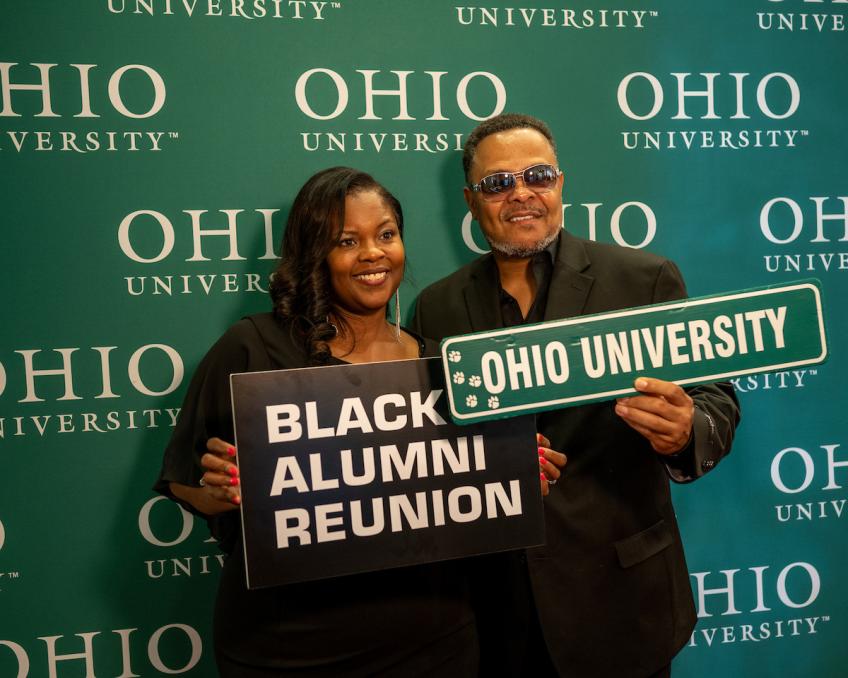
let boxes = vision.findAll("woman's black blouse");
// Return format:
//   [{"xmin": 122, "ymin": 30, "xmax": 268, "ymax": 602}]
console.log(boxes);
[{"xmin": 154, "ymin": 313, "xmax": 475, "ymax": 677}]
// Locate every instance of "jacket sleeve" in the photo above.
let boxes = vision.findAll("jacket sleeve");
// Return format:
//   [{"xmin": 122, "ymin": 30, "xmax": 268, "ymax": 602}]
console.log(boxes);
[{"xmin": 652, "ymin": 259, "xmax": 742, "ymax": 483}]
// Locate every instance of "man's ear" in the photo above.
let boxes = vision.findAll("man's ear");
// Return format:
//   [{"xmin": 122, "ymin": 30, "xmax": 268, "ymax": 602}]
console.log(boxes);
[{"xmin": 463, "ymin": 186, "xmax": 477, "ymax": 220}]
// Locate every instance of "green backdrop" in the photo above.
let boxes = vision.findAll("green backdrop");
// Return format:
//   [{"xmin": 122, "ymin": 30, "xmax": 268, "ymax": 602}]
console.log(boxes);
[{"xmin": 2, "ymin": 1, "xmax": 846, "ymax": 675}]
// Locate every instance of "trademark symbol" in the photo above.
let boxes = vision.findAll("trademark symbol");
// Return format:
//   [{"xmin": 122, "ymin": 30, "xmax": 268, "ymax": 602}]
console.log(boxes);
[
  {"xmin": 6, "ymin": 572, "xmax": 19, "ymax": 579},
  {"xmin": 169, "ymin": 132, "xmax": 179, "ymax": 140},
  {"xmin": 650, "ymin": 11, "xmax": 658, "ymax": 17},
  {"xmin": 801, "ymin": 130, "xmax": 809, "ymax": 136},
  {"xmin": 810, "ymin": 369, "xmax": 817, "ymax": 375},
  {"xmin": 332, "ymin": 2, "xmax": 341, "ymax": 8},
  {"xmin": 822, "ymin": 615, "xmax": 830, "ymax": 622}
]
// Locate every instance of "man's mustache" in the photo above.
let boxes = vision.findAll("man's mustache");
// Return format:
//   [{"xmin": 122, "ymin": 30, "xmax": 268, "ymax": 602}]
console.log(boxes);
[{"xmin": 502, "ymin": 207, "xmax": 544, "ymax": 220}]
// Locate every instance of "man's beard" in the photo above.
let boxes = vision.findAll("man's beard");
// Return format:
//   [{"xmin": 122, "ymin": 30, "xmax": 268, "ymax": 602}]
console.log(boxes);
[{"xmin": 486, "ymin": 226, "xmax": 560, "ymax": 258}]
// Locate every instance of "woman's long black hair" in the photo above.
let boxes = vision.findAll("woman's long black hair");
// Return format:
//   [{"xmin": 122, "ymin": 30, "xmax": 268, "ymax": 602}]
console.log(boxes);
[{"xmin": 269, "ymin": 166, "xmax": 404, "ymax": 365}]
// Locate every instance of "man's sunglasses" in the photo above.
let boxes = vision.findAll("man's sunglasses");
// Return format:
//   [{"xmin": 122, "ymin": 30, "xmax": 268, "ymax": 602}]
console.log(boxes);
[{"xmin": 469, "ymin": 164, "xmax": 562, "ymax": 201}]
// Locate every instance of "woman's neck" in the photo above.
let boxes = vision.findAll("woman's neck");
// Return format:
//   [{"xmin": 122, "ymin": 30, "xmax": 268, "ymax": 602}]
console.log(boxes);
[{"xmin": 328, "ymin": 307, "xmax": 415, "ymax": 363}]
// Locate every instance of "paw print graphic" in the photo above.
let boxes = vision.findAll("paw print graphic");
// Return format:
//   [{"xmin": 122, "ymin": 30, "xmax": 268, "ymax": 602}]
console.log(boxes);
[
  {"xmin": 468, "ymin": 375, "xmax": 482, "ymax": 388},
  {"xmin": 488, "ymin": 396, "xmax": 500, "ymax": 410},
  {"xmin": 448, "ymin": 350, "xmax": 462, "ymax": 363},
  {"xmin": 465, "ymin": 394, "xmax": 478, "ymax": 408},
  {"xmin": 452, "ymin": 371, "xmax": 465, "ymax": 385}
]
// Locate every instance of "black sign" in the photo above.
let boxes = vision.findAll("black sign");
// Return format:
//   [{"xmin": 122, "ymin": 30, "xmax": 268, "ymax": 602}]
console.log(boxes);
[{"xmin": 231, "ymin": 357, "xmax": 544, "ymax": 588}]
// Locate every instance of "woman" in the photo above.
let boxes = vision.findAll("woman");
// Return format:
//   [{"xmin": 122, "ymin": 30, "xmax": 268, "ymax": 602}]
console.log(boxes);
[{"xmin": 155, "ymin": 167, "xmax": 563, "ymax": 676}]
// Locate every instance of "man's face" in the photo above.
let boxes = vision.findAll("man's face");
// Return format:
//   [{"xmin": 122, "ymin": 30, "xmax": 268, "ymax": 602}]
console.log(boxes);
[{"xmin": 464, "ymin": 128, "xmax": 564, "ymax": 258}]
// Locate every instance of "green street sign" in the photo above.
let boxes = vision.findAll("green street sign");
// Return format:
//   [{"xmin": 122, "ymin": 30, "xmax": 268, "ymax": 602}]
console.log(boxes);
[{"xmin": 440, "ymin": 280, "xmax": 828, "ymax": 423}]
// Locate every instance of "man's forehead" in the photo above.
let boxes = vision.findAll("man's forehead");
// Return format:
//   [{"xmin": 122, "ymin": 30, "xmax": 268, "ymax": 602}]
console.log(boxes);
[{"xmin": 471, "ymin": 128, "xmax": 558, "ymax": 175}]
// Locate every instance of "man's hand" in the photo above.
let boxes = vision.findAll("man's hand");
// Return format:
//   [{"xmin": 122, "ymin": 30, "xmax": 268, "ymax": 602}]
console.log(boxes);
[{"xmin": 615, "ymin": 377, "xmax": 694, "ymax": 455}]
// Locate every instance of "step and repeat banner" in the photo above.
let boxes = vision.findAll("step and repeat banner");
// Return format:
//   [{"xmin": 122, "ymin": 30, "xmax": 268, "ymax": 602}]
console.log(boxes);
[{"xmin": 2, "ymin": 1, "xmax": 846, "ymax": 676}]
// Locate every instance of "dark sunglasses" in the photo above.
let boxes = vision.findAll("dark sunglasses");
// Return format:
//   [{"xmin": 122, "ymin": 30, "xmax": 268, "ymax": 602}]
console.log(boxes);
[{"xmin": 469, "ymin": 164, "xmax": 562, "ymax": 200}]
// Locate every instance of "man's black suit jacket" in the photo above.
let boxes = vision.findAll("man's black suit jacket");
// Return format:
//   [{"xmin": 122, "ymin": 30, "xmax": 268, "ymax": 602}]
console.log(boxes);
[{"xmin": 411, "ymin": 232, "xmax": 740, "ymax": 677}]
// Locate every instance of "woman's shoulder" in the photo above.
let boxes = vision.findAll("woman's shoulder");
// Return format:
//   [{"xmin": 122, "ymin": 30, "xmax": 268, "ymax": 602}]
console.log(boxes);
[
  {"xmin": 195, "ymin": 313, "xmax": 304, "ymax": 374},
  {"xmin": 403, "ymin": 327, "xmax": 439, "ymax": 358},
  {"xmin": 202, "ymin": 314, "xmax": 268, "ymax": 359},
  {"xmin": 236, "ymin": 312, "xmax": 309, "ymax": 369}
]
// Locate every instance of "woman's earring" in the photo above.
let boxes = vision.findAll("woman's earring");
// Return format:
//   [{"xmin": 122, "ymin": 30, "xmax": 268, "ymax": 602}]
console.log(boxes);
[
  {"xmin": 394, "ymin": 290, "xmax": 401, "ymax": 341},
  {"xmin": 326, "ymin": 316, "xmax": 338, "ymax": 338}
]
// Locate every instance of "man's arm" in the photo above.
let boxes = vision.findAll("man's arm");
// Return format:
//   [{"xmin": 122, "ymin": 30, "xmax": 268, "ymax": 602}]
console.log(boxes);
[
  {"xmin": 616, "ymin": 377, "xmax": 740, "ymax": 482},
  {"xmin": 614, "ymin": 259, "xmax": 742, "ymax": 482}
]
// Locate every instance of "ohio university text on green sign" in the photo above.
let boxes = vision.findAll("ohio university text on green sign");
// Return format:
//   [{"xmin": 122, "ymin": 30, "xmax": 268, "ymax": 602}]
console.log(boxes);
[{"xmin": 441, "ymin": 281, "xmax": 827, "ymax": 423}]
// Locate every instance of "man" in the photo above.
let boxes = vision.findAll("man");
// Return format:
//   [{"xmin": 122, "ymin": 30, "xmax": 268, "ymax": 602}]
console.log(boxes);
[{"xmin": 411, "ymin": 113, "xmax": 740, "ymax": 677}]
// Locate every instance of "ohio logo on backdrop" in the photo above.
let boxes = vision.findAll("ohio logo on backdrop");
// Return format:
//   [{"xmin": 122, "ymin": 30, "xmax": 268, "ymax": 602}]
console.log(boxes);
[
  {"xmin": 0, "ymin": 518, "xmax": 21, "ymax": 595},
  {"xmin": 730, "ymin": 367, "xmax": 818, "ymax": 394},
  {"xmin": 687, "ymin": 560, "xmax": 830, "ymax": 649},
  {"xmin": 0, "ymin": 62, "xmax": 178, "ymax": 154},
  {"xmin": 138, "ymin": 496, "xmax": 223, "ymax": 581},
  {"xmin": 117, "ymin": 206, "xmax": 282, "ymax": 298},
  {"xmin": 755, "ymin": 0, "xmax": 848, "ymax": 33},
  {"xmin": 616, "ymin": 71, "xmax": 806, "ymax": 151},
  {"xmin": 295, "ymin": 67, "xmax": 507, "ymax": 154},
  {"xmin": 106, "ymin": 0, "xmax": 343, "ymax": 22},
  {"xmin": 770, "ymin": 441, "xmax": 847, "ymax": 524},
  {"xmin": 0, "ymin": 341, "xmax": 185, "ymax": 442},
  {"xmin": 0, "ymin": 621, "xmax": 205, "ymax": 677},
  {"xmin": 461, "ymin": 200, "xmax": 659, "ymax": 255},
  {"xmin": 452, "ymin": 5, "xmax": 659, "ymax": 30},
  {"xmin": 758, "ymin": 193, "xmax": 848, "ymax": 276}
]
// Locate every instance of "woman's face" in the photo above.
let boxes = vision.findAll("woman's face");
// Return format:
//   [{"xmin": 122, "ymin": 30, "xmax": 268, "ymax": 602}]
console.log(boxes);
[{"xmin": 326, "ymin": 189, "xmax": 404, "ymax": 317}]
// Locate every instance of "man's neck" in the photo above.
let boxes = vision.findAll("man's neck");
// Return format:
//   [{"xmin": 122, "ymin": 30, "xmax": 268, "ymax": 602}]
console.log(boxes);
[{"xmin": 493, "ymin": 252, "xmax": 537, "ymax": 318}]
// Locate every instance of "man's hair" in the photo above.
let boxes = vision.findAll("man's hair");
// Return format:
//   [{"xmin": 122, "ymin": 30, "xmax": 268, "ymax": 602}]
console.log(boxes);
[{"xmin": 462, "ymin": 112, "xmax": 558, "ymax": 181}]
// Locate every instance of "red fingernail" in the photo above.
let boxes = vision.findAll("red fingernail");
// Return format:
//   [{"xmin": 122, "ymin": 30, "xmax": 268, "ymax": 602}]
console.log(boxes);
[
  {"xmin": 539, "ymin": 458, "xmax": 546, "ymax": 466},
  {"xmin": 540, "ymin": 472, "xmax": 546, "ymax": 480},
  {"xmin": 232, "ymin": 495, "xmax": 241, "ymax": 505},
  {"xmin": 227, "ymin": 466, "xmax": 238, "ymax": 477},
  {"xmin": 230, "ymin": 477, "xmax": 239, "ymax": 486},
  {"xmin": 538, "ymin": 447, "xmax": 545, "ymax": 456},
  {"xmin": 227, "ymin": 446, "xmax": 236, "ymax": 456}
]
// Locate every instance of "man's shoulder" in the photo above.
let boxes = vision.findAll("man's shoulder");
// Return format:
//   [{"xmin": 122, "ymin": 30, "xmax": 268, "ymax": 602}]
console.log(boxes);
[
  {"xmin": 417, "ymin": 255, "xmax": 488, "ymax": 299},
  {"xmin": 566, "ymin": 234, "xmax": 687, "ymax": 304},
  {"xmin": 570, "ymin": 233, "xmax": 672, "ymax": 270}
]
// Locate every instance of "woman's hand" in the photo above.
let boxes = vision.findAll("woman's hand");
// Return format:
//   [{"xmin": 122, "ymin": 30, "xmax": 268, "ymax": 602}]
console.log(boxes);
[
  {"xmin": 169, "ymin": 437, "xmax": 241, "ymax": 516},
  {"xmin": 538, "ymin": 433, "xmax": 567, "ymax": 497},
  {"xmin": 198, "ymin": 437, "xmax": 241, "ymax": 511}
]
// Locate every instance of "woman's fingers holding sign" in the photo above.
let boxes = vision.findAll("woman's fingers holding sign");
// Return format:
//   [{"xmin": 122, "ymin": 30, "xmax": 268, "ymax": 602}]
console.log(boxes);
[
  {"xmin": 168, "ymin": 438, "xmax": 240, "ymax": 516},
  {"xmin": 200, "ymin": 437, "xmax": 241, "ymax": 507},
  {"xmin": 537, "ymin": 433, "xmax": 567, "ymax": 497}
]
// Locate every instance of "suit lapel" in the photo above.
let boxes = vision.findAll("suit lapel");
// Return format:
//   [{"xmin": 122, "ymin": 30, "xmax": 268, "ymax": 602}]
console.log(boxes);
[
  {"xmin": 462, "ymin": 254, "xmax": 504, "ymax": 332},
  {"xmin": 544, "ymin": 231, "xmax": 595, "ymax": 321}
]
